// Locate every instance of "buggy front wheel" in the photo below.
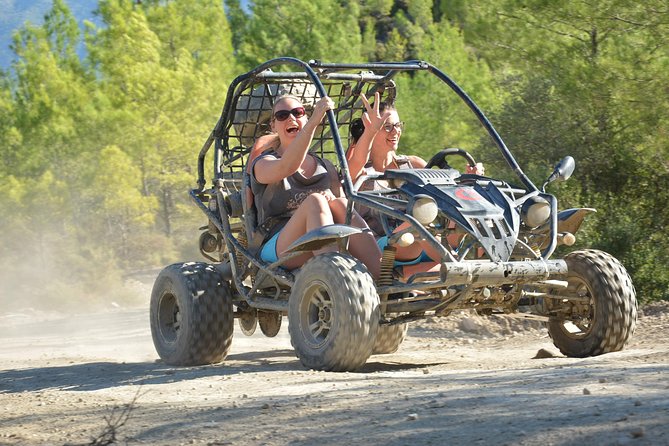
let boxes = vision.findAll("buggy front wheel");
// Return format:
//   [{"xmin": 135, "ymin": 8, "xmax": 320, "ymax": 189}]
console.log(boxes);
[
  {"xmin": 547, "ymin": 249, "xmax": 637, "ymax": 357},
  {"xmin": 288, "ymin": 252, "xmax": 379, "ymax": 372}
]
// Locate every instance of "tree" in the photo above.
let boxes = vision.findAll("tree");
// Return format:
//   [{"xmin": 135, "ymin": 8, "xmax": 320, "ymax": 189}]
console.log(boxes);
[
  {"xmin": 450, "ymin": 0, "xmax": 669, "ymax": 301},
  {"xmin": 87, "ymin": 0, "xmax": 226, "ymax": 241},
  {"xmin": 87, "ymin": 145, "xmax": 158, "ymax": 265},
  {"xmin": 0, "ymin": 73, "xmax": 22, "ymax": 178},
  {"xmin": 394, "ymin": 21, "xmax": 501, "ymax": 165},
  {"xmin": 237, "ymin": 0, "xmax": 364, "ymax": 68},
  {"xmin": 9, "ymin": 0, "xmax": 93, "ymax": 177},
  {"xmin": 143, "ymin": 0, "xmax": 237, "ymax": 83}
]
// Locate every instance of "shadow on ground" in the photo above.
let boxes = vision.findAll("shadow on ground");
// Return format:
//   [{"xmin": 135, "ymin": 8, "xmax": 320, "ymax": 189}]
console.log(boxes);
[{"xmin": 0, "ymin": 349, "xmax": 451, "ymax": 393}]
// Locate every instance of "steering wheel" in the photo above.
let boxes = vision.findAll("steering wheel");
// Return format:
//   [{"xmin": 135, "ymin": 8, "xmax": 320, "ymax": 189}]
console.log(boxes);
[{"xmin": 425, "ymin": 148, "xmax": 477, "ymax": 170}]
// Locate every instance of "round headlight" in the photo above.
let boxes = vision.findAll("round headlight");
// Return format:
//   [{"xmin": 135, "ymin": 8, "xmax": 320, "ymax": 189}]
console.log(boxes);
[
  {"xmin": 521, "ymin": 196, "xmax": 550, "ymax": 228},
  {"xmin": 409, "ymin": 195, "xmax": 439, "ymax": 225}
]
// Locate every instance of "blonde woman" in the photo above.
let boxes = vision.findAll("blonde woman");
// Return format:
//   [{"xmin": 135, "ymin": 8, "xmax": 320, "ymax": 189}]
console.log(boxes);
[{"xmin": 249, "ymin": 95, "xmax": 381, "ymax": 277}]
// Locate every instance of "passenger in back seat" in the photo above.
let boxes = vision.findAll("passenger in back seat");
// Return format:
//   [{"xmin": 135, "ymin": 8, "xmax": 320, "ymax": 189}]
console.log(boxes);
[
  {"xmin": 250, "ymin": 95, "xmax": 381, "ymax": 278},
  {"xmin": 346, "ymin": 93, "xmax": 485, "ymax": 278}
]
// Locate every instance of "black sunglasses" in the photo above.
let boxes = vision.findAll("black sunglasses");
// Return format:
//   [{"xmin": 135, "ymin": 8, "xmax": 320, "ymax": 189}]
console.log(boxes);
[{"xmin": 274, "ymin": 106, "xmax": 306, "ymax": 121}]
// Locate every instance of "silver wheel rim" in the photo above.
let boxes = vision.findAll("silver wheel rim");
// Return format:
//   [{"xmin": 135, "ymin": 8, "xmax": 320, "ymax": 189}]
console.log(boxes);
[{"xmin": 299, "ymin": 281, "xmax": 333, "ymax": 348}]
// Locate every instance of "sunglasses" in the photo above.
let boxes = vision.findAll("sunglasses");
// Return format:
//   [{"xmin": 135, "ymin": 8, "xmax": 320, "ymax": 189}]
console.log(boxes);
[
  {"xmin": 383, "ymin": 121, "xmax": 404, "ymax": 132},
  {"xmin": 273, "ymin": 106, "xmax": 306, "ymax": 121}
]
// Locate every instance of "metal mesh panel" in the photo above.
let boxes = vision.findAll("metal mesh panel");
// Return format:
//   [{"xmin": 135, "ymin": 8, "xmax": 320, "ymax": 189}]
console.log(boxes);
[{"xmin": 217, "ymin": 71, "xmax": 396, "ymax": 176}]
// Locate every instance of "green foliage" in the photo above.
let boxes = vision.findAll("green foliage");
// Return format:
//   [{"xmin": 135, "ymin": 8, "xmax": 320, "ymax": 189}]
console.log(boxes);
[
  {"xmin": 143, "ymin": 0, "xmax": 237, "ymax": 81},
  {"xmin": 395, "ymin": 21, "xmax": 501, "ymax": 163},
  {"xmin": 0, "ymin": 0, "xmax": 668, "ymax": 305},
  {"xmin": 461, "ymin": 0, "xmax": 669, "ymax": 302},
  {"xmin": 237, "ymin": 0, "xmax": 363, "ymax": 68}
]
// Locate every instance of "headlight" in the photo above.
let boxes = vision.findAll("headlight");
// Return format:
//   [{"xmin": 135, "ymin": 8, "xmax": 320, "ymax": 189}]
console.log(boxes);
[
  {"xmin": 521, "ymin": 196, "xmax": 550, "ymax": 228},
  {"xmin": 408, "ymin": 195, "xmax": 439, "ymax": 225}
]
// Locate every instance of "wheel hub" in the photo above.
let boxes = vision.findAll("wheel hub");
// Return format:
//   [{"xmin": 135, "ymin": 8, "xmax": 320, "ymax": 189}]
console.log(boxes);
[
  {"xmin": 557, "ymin": 279, "xmax": 595, "ymax": 338},
  {"xmin": 317, "ymin": 305, "xmax": 331, "ymax": 322},
  {"xmin": 301, "ymin": 284, "xmax": 334, "ymax": 347}
]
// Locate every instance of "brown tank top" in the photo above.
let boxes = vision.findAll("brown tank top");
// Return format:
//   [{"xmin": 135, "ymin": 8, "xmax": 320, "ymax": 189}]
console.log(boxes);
[{"xmin": 250, "ymin": 151, "xmax": 335, "ymax": 239}]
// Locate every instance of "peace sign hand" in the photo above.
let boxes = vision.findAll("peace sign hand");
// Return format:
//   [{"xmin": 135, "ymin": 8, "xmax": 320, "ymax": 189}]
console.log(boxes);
[{"xmin": 360, "ymin": 92, "xmax": 391, "ymax": 133}]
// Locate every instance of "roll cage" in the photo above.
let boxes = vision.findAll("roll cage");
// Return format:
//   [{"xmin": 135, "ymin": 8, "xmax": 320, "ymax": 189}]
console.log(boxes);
[{"xmin": 190, "ymin": 57, "xmax": 564, "ymax": 312}]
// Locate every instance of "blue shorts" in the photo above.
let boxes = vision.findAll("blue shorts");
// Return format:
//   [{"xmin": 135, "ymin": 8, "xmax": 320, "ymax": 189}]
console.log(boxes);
[
  {"xmin": 260, "ymin": 231, "xmax": 280, "ymax": 263},
  {"xmin": 376, "ymin": 236, "xmax": 433, "ymax": 266}
]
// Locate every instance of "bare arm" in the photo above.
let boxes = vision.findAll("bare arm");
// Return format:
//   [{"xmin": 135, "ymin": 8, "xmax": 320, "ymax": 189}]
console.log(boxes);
[
  {"xmin": 255, "ymin": 96, "xmax": 334, "ymax": 184},
  {"xmin": 347, "ymin": 93, "xmax": 390, "ymax": 182},
  {"xmin": 408, "ymin": 155, "xmax": 427, "ymax": 168}
]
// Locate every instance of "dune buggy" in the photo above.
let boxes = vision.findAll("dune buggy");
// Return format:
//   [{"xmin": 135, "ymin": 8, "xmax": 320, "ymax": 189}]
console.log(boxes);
[{"xmin": 150, "ymin": 58, "xmax": 637, "ymax": 372}]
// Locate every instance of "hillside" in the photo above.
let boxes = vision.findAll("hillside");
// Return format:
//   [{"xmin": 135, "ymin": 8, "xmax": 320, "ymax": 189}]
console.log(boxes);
[{"xmin": 0, "ymin": 0, "xmax": 99, "ymax": 70}]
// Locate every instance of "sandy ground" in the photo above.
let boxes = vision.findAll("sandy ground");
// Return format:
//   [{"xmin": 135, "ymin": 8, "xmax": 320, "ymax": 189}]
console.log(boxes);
[{"xmin": 0, "ymin": 288, "xmax": 668, "ymax": 446}]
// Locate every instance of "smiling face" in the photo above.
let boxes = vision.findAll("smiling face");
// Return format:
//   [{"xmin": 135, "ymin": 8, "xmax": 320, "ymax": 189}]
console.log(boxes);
[
  {"xmin": 271, "ymin": 96, "xmax": 308, "ymax": 146},
  {"xmin": 372, "ymin": 109, "xmax": 401, "ymax": 154}
]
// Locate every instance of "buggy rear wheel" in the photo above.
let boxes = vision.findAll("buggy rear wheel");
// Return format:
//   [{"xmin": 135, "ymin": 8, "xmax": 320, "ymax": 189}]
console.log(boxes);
[
  {"xmin": 548, "ymin": 250, "xmax": 637, "ymax": 357},
  {"xmin": 150, "ymin": 262, "xmax": 234, "ymax": 365},
  {"xmin": 288, "ymin": 252, "xmax": 379, "ymax": 372},
  {"xmin": 372, "ymin": 320, "xmax": 408, "ymax": 355}
]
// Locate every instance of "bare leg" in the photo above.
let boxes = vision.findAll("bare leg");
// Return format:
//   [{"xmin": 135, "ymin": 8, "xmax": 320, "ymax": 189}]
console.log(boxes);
[
  {"xmin": 276, "ymin": 193, "xmax": 335, "ymax": 269},
  {"xmin": 328, "ymin": 198, "xmax": 381, "ymax": 279},
  {"xmin": 390, "ymin": 221, "xmax": 437, "ymax": 261},
  {"xmin": 400, "ymin": 262, "xmax": 440, "ymax": 281}
]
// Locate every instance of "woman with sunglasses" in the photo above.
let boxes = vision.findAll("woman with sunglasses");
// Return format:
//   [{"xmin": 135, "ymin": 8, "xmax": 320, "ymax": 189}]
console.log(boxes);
[
  {"xmin": 347, "ymin": 95, "xmax": 426, "ymax": 181},
  {"xmin": 249, "ymin": 95, "xmax": 381, "ymax": 277},
  {"xmin": 346, "ymin": 94, "xmax": 484, "ymax": 277},
  {"xmin": 348, "ymin": 94, "xmax": 484, "ymax": 180}
]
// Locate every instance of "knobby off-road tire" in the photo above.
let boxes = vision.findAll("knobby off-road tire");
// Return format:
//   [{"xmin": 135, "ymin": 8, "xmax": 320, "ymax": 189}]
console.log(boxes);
[
  {"xmin": 289, "ymin": 252, "xmax": 380, "ymax": 372},
  {"xmin": 150, "ymin": 262, "xmax": 234, "ymax": 366},
  {"xmin": 548, "ymin": 249, "xmax": 637, "ymax": 357},
  {"xmin": 372, "ymin": 320, "xmax": 408, "ymax": 355}
]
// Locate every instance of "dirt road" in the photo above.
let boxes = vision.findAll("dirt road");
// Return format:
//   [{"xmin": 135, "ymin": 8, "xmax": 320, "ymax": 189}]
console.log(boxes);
[{"xmin": 1, "ymin": 297, "xmax": 668, "ymax": 446}]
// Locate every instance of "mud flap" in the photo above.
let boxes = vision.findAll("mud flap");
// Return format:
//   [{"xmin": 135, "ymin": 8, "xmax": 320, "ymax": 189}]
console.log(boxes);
[
  {"xmin": 284, "ymin": 224, "xmax": 363, "ymax": 254},
  {"xmin": 557, "ymin": 208, "xmax": 596, "ymax": 234}
]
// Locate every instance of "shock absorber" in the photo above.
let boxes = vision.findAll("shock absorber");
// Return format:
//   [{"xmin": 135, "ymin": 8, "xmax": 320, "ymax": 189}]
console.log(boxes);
[
  {"xmin": 378, "ymin": 246, "xmax": 396, "ymax": 313},
  {"xmin": 236, "ymin": 229, "xmax": 248, "ymax": 279},
  {"xmin": 379, "ymin": 246, "xmax": 396, "ymax": 287}
]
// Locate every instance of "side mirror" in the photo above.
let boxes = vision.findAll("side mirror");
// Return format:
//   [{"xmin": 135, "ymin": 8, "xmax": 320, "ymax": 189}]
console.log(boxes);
[{"xmin": 542, "ymin": 156, "xmax": 575, "ymax": 191}]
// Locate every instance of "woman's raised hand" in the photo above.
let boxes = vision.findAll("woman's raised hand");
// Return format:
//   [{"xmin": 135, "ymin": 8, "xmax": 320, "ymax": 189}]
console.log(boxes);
[
  {"xmin": 360, "ymin": 92, "xmax": 391, "ymax": 132},
  {"xmin": 313, "ymin": 96, "xmax": 335, "ymax": 121}
]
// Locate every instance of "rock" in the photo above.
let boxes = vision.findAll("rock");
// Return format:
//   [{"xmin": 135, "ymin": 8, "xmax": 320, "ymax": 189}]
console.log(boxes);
[
  {"xmin": 459, "ymin": 317, "xmax": 482, "ymax": 333},
  {"xmin": 407, "ymin": 413, "xmax": 418, "ymax": 421},
  {"xmin": 533, "ymin": 348, "xmax": 557, "ymax": 359},
  {"xmin": 582, "ymin": 388, "xmax": 591, "ymax": 395},
  {"xmin": 630, "ymin": 427, "xmax": 645, "ymax": 438}
]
